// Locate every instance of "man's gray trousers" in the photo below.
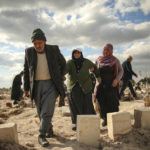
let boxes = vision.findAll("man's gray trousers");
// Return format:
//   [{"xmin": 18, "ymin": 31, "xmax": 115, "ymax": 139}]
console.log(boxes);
[{"xmin": 34, "ymin": 79, "xmax": 58, "ymax": 137}]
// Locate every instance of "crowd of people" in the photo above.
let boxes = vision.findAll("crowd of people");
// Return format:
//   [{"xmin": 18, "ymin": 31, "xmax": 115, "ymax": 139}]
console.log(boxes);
[{"xmin": 11, "ymin": 28, "xmax": 138, "ymax": 147}]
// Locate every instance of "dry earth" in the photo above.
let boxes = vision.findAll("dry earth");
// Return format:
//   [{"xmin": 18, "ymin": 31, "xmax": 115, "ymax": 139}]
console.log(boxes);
[{"xmin": 0, "ymin": 89, "xmax": 150, "ymax": 150}]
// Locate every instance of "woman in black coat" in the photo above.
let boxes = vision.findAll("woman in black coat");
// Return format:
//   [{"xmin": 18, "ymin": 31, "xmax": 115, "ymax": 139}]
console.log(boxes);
[
  {"xmin": 11, "ymin": 71, "xmax": 24, "ymax": 104},
  {"xmin": 95, "ymin": 44, "xmax": 123, "ymax": 126}
]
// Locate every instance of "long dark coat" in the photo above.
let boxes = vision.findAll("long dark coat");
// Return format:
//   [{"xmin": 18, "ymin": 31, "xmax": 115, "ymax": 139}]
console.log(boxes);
[
  {"xmin": 11, "ymin": 74, "xmax": 23, "ymax": 100},
  {"xmin": 24, "ymin": 44, "xmax": 66, "ymax": 100}
]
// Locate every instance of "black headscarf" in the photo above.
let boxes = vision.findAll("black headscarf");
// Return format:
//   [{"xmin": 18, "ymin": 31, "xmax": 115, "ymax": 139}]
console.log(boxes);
[{"xmin": 72, "ymin": 49, "xmax": 85, "ymax": 73}]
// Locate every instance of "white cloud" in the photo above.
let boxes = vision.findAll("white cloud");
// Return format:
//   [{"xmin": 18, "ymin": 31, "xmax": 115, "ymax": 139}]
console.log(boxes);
[
  {"xmin": 114, "ymin": 0, "xmax": 150, "ymax": 16},
  {"xmin": 140, "ymin": 0, "xmax": 150, "ymax": 15},
  {"xmin": 0, "ymin": 49, "xmax": 24, "ymax": 70},
  {"xmin": 0, "ymin": 74, "xmax": 13, "ymax": 88},
  {"xmin": 0, "ymin": 0, "xmax": 76, "ymax": 11},
  {"xmin": 87, "ymin": 54, "xmax": 99, "ymax": 63},
  {"xmin": 115, "ymin": 40, "xmax": 150, "ymax": 76},
  {"xmin": 0, "ymin": 0, "xmax": 150, "ymax": 48},
  {"xmin": 114, "ymin": 0, "xmax": 139, "ymax": 15},
  {"xmin": 0, "ymin": 48, "xmax": 24, "ymax": 88},
  {"xmin": 0, "ymin": 0, "xmax": 150, "ymax": 87}
]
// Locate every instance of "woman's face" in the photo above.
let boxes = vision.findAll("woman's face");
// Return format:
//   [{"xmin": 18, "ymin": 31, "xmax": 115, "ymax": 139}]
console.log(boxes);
[
  {"xmin": 103, "ymin": 45, "xmax": 112, "ymax": 57},
  {"xmin": 74, "ymin": 51, "xmax": 81, "ymax": 59}
]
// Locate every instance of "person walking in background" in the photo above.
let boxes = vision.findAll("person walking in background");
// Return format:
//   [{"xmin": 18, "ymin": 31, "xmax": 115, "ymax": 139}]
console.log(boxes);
[
  {"xmin": 11, "ymin": 71, "xmax": 24, "ymax": 105},
  {"xmin": 95, "ymin": 43, "xmax": 123, "ymax": 126},
  {"xmin": 135, "ymin": 82, "xmax": 141, "ymax": 91},
  {"xmin": 65, "ymin": 48, "xmax": 100, "ymax": 131},
  {"xmin": 120, "ymin": 56, "xmax": 138, "ymax": 99},
  {"xmin": 24, "ymin": 28, "xmax": 66, "ymax": 147}
]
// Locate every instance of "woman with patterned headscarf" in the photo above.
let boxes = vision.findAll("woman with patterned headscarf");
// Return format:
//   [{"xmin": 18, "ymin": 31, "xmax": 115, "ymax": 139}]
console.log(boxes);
[
  {"xmin": 95, "ymin": 43, "xmax": 123, "ymax": 126},
  {"xmin": 65, "ymin": 48, "xmax": 100, "ymax": 130}
]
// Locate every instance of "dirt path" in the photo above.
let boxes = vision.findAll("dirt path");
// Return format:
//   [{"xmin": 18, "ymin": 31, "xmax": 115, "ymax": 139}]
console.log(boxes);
[{"xmin": 0, "ymin": 94, "xmax": 150, "ymax": 150}]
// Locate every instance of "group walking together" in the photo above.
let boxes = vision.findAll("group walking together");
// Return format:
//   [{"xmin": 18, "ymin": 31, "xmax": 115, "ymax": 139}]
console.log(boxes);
[{"xmin": 21, "ymin": 28, "xmax": 138, "ymax": 147}]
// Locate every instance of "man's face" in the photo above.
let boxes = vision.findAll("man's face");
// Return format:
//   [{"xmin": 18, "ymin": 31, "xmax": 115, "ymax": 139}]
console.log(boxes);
[{"xmin": 33, "ymin": 40, "xmax": 46, "ymax": 52}]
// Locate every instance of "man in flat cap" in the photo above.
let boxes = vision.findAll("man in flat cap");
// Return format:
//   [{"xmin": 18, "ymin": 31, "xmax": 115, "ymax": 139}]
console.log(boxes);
[{"xmin": 24, "ymin": 28, "xmax": 66, "ymax": 147}]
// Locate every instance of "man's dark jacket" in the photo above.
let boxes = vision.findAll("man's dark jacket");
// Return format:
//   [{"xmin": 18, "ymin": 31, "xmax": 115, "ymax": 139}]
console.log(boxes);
[
  {"xmin": 24, "ymin": 44, "xmax": 66, "ymax": 100},
  {"xmin": 122, "ymin": 60, "xmax": 136, "ymax": 81}
]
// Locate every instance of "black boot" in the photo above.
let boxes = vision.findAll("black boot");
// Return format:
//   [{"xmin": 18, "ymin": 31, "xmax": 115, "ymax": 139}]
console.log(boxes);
[
  {"xmin": 72, "ymin": 124, "xmax": 77, "ymax": 131},
  {"xmin": 72, "ymin": 126, "xmax": 76, "ymax": 131},
  {"xmin": 102, "ymin": 118, "xmax": 107, "ymax": 127},
  {"xmin": 46, "ymin": 128, "xmax": 54, "ymax": 138},
  {"xmin": 58, "ymin": 98, "xmax": 65, "ymax": 107},
  {"xmin": 13, "ymin": 100, "xmax": 18, "ymax": 105},
  {"xmin": 38, "ymin": 135, "xmax": 49, "ymax": 147}
]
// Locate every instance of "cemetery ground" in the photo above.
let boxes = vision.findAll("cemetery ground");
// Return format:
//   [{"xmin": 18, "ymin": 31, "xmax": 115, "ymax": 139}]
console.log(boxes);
[{"xmin": 0, "ymin": 88, "xmax": 150, "ymax": 150}]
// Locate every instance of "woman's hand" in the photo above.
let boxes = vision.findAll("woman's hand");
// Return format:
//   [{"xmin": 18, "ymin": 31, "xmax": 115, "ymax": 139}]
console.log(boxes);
[
  {"xmin": 24, "ymin": 91, "xmax": 29, "ymax": 98},
  {"xmin": 97, "ymin": 77, "xmax": 101, "ymax": 84},
  {"xmin": 62, "ymin": 76, "xmax": 66, "ymax": 81},
  {"xmin": 112, "ymin": 79, "xmax": 118, "ymax": 87},
  {"xmin": 89, "ymin": 67, "xmax": 94, "ymax": 72}
]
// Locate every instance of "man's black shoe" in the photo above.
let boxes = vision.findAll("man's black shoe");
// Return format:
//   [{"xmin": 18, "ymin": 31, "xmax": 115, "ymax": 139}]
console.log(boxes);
[
  {"xmin": 38, "ymin": 135, "xmax": 49, "ymax": 147},
  {"xmin": 46, "ymin": 128, "xmax": 54, "ymax": 138},
  {"xmin": 58, "ymin": 100, "xmax": 65, "ymax": 107},
  {"xmin": 13, "ymin": 101, "xmax": 18, "ymax": 105},
  {"xmin": 102, "ymin": 119, "xmax": 107, "ymax": 127},
  {"xmin": 72, "ymin": 126, "xmax": 76, "ymax": 131}
]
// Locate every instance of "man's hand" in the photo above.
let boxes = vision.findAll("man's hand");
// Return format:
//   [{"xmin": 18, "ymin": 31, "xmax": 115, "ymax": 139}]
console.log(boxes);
[
  {"xmin": 112, "ymin": 79, "xmax": 118, "ymax": 87},
  {"xmin": 24, "ymin": 91, "xmax": 29, "ymax": 98}
]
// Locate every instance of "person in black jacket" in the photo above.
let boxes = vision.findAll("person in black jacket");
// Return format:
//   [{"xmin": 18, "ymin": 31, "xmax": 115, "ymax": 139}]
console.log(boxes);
[
  {"xmin": 120, "ymin": 56, "xmax": 138, "ymax": 99},
  {"xmin": 11, "ymin": 71, "xmax": 24, "ymax": 104},
  {"xmin": 23, "ymin": 28, "xmax": 66, "ymax": 147}
]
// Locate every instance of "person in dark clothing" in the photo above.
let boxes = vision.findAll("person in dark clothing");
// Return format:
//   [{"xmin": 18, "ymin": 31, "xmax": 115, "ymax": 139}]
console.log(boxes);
[
  {"xmin": 65, "ymin": 48, "xmax": 100, "ymax": 131},
  {"xmin": 135, "ymin": 82, "xmax": 141, "ymax": 91},
  {"xmin": 120, "ymin": 56, "xmax": 138, "ymax": 99},
  {"xmin": 24, "ymin": 28, "xmax": 66, "ymax": 147},
  {"xmin": 11, "ymin": 71, "xmax": 24, "ymax": 104},
  {"xmin": 95, "ymin": 43, "xmax": 123, "ymax": 126}
]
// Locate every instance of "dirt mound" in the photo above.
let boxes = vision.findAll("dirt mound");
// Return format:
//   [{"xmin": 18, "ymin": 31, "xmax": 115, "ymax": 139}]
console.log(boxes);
[
  {"xmin": 99, "ymin": 128, "xmax": 150, "ymax": 150},
  {"xmin": 0, "ymin": 142, "xmax": 29, "ymax": 150}
]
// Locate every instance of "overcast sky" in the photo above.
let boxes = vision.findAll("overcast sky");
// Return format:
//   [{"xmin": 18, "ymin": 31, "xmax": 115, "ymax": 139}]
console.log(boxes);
[{"xmin": 0, "ymin": 0, "xmax": 150, "ymax": 88}]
